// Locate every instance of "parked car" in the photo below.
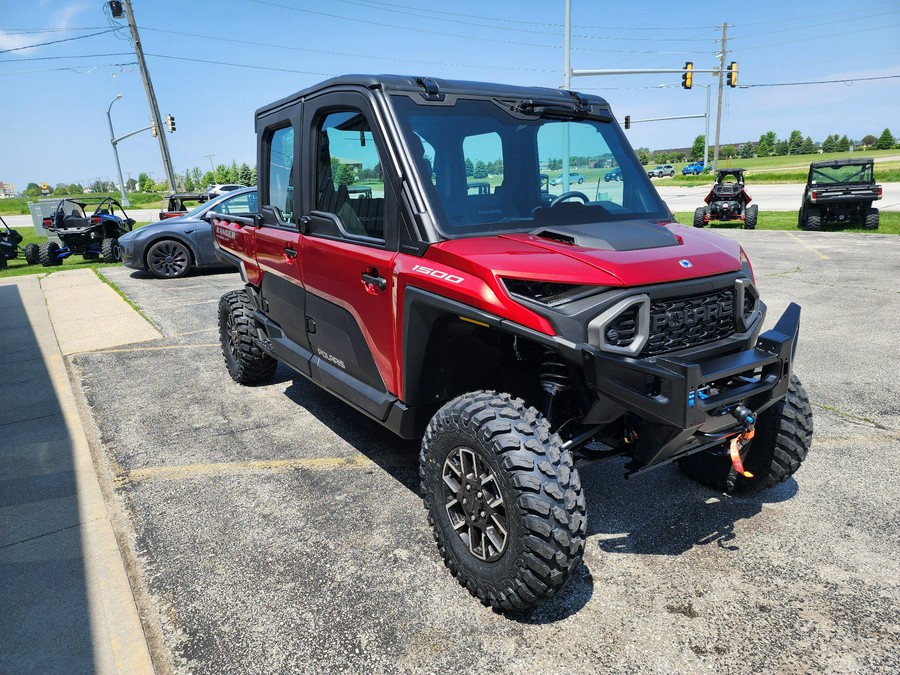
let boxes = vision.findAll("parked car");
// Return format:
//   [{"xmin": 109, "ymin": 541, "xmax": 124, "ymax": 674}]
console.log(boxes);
[
  {"xmin": 604, "ymin": 167, "xmax": 622, "ymax": 182},
  {"xmin": 682, "ymin": 161, "xmax": 708, "ymax": 175},
  {"xmin": 549, "ymin": 172, "xmax": 584, "ymax": 185},
  {"xmin": 647, "ymin": 164, "xmax": 675, "ymax": 178},
  {"xmin": 204, "ymin": 184, "xmax": 245, "ymax": 198},
  {"xmin": 119, "ymin": 187, "xmax": 257, "ymax": 278}
]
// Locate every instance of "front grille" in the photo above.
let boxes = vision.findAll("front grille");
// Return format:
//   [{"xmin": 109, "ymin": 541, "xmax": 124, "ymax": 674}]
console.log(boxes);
[{"xmin": 640, "ymin": 289, "xmax": 736, "ymax": 356}]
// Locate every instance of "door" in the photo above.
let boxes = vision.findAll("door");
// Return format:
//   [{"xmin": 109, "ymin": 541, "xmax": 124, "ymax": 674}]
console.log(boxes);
[
  {"xmin": 300, "ymin": 99, "xmax": 399, "ymax": 418},
  {"xmin": 252, "ymin": 122, "xmax": 312, "ymax": 367}
]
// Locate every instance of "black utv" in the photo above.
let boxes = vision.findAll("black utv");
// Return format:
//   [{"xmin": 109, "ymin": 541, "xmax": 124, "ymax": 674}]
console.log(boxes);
[
  {"xmin": 0, "ymin": 215, "xmax": 39, "ymax": 270},
  {"xmin": 694, "ymin": 169, "xmax": 758, "ymax": 230},
  {"xmin": 798, "ymin": 158, "xmax": 881, "ymax": 230}
]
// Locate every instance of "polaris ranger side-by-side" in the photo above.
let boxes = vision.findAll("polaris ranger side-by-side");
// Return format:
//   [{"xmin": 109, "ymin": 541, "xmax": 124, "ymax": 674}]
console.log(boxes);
[{"xmin": 209, "ymin": 76, "xmax": 812, "ymax": 611}]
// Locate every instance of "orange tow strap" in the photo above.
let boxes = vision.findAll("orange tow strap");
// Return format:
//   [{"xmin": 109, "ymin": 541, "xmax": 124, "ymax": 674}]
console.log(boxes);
[{"xmin": 729, "ymin": 428, "xmax": 755, "ymax": 478}]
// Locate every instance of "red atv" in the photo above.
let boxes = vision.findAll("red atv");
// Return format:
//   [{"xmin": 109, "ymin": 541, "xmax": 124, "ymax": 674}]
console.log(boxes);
[
  {"xmin": 210, "ymin": 76, "xmax": 811, "ymax": 611},
  {"xmin": 694, "ymin": 168, "xmax": 758, "ymax": 229}
]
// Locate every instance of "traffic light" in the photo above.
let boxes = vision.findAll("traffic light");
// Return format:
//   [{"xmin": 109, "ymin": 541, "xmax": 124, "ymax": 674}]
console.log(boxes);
[
  {"xmin": 624, "ymin": 115, "xmax": 631, "ymax": 130},
  {"xmin": 682, "ymin": 62, "xmax": 693, "ymax": 89},
  {"xmin": 166, "ymin": 114, "xmax": 176, "ymax": 132},
  {"xmin": 108, "ymin": 1, "xmax": 124, "ymax": 19},
  {"xmin": 151, "ymin": 122, "xmax": 157, "ymax": 137},
  {"xmin": 728, "ymin": 62, "xmax": 738, "ymax": 88}
]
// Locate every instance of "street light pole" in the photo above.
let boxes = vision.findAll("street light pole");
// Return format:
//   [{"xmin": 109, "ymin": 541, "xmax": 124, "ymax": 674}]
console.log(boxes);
[{"xmin": 106, "ymin": 94, "xmax": 130, "ymax": 207}]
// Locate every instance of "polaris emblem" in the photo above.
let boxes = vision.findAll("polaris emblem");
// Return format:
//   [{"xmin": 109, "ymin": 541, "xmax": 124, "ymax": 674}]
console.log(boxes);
[{"xmin": 679, "ymin": 259, "xmax": 693, "ymax": 268}]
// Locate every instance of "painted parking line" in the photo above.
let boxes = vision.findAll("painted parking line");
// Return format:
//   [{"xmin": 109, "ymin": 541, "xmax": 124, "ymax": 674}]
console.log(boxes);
[
  {"xmin": 784, "ymin": 232, "xmax": 831, "ymax": 260},
  {"xmin": 121, "ymin": 455, "xmax": 375, "ymax": 485}
]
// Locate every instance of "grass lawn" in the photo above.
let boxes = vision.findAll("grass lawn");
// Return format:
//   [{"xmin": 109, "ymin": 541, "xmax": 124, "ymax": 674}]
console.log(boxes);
[
  {"xmin": 673, "ymin": 210, "xmax": 900, "ymax": 235},
  {"xmin": 0, "ymin": 223, "xmax": 150, "ymax": 279}
]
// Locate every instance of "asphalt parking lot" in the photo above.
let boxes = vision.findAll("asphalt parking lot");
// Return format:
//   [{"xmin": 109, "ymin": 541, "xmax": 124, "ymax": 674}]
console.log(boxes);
[{"xmin": 73, "ymin": 229, "xmax": 899, "ymax": 673}]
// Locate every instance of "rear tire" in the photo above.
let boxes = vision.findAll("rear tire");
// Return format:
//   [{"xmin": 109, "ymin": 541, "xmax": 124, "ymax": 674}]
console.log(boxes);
[
  {"xmin": 218, "ymin": 290, "xmax": 277, "ymax": 384},
  {"xmin": 0, "ymin": 256, "xmax": 7, "ymax": 270},
  {"xmin": 744, "ymin": 204, "xmax": 758, "ymax": 230},
  {"xmin": 678, "ymin": 375, "xmax": 813, "ymax": 494},
  {"xmin": 24, "ymin": 243, "xmax": 39, "ymax": 265},
  {"xmin": 864, "ymin": 207, "xmax": 879, "ymax": 230},
  {"xmin": 420, "ymin": 391, "xmax": 586, "ymax": 611},
  {"xmin": 800, "ymin": 208, "xmax": 821, "ymax": 231},
  {"xmin": 39, "ymin": 241, "xmax": 62, "ymax": 266},
  {"xmin": 693, "ymin": 206, "xmax": 706, "ymax": 228},
  {"xmin": 101, "ymin": 237, "xmax": 121, "ymax": 263},
  {"xmin": 147, "ymin": 239, "xmax": 192, "ymax": 279}
]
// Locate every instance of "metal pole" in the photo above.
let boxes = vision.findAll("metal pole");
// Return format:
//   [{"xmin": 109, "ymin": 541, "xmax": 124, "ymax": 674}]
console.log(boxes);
[
  {"xmin": 704, "ymin": 85, "xmax": 711, "ymax": 171},
  {"xmin": 106, "ymin": 94, "xmax": 130, "ymax": 207},
  {"xmin": 121, "ymin": 0, "xmax": 177, "ymax": 192},
  {"xmin": 712, "ymin": 24, "xmax": 728, "ymax": 171}
]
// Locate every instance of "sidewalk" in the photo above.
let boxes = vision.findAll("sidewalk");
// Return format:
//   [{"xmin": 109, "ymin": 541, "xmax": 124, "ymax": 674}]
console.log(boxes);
[{"xmin": 0, "ymin": 269, "xmax": 161, "ymax": 674}]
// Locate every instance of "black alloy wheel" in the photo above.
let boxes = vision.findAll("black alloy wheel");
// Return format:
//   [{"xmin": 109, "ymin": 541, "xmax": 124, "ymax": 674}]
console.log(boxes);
[{"xmin": 147, "ymin": 239, "xmax": 192, "ymax": 279}]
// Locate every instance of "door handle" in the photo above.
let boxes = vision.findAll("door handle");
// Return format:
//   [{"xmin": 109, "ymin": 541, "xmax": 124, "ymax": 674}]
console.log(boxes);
[
  {"xmin": 283, "ymin": 247, "xmax": 297, "ymax": 259},
  {"xmin": 361, "ymin": 271, "xmax": 387, "ymax": 292}
]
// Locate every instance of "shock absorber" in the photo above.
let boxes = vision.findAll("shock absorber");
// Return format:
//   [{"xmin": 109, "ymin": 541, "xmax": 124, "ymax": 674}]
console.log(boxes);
[{"xmin": 538, "ymin": 350, "xmax": 571, "ymax": 423}]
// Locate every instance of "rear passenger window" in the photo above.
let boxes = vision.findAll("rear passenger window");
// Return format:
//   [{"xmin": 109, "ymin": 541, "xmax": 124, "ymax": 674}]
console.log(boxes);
[
  {"xmin": 268, "ymin": 125, "xmax": 295, "ymax": 223},
  {"xmin": 314, "ymin": 111, "xmax": 385, "ymax": 241}
]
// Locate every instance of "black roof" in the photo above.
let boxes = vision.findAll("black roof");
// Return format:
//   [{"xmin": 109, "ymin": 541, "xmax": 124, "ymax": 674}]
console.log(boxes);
[
  {"xmin": 257, "ymin": 74, "xmax": 610, "ymax": 120},
  {"xmin": 809, "ymin": 157, "xmax": 874, "ymax": 169}
]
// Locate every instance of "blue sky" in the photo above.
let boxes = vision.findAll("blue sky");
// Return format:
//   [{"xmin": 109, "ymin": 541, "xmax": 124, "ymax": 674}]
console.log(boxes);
[{"xmin": 1, "ymin": 0, "xmax": 898, "ymax": 190}]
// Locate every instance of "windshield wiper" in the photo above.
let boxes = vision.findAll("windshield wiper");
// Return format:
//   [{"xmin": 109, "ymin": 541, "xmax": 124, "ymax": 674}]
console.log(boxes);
[{"xmin": 494, "ymin": 97, "xmax": 612, "ymax": 122}]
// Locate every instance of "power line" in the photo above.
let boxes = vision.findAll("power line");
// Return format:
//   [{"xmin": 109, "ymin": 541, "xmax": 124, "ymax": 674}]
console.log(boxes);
[
  {"xmin": 737, "ymin": 21, "xmax": 900, "ymax": 51},
  {"xmin": 1, "ymin": 26, "xmax": 108, "ymax": 34},
  {"xmin": 0, "ymin": 28, "xmax": 117, "ymax": 54},
  {"xmin": 0, "ymin": 53, "xmax": 134, "ymax": 64},
  {"xmin": 0, "ymin": 62, "xmax": 137, "ymax": 76},
  {"xmin": 745, "ymin": 74, "xmax": 900, "ymax": 88},
  {"xmin": 730, "ymin": 7, "xmax": 900, "ymax": 40},
  {"xmin": 249, "ymin": 0, "xmax": 700, "ymax": 54},
  {"xmin": 144, "ymin": 52, "xmax": 334, "ymax": 76},
  {"xmin": 141, "ymin": 26, "xmax": 556, "ymax": 73}
]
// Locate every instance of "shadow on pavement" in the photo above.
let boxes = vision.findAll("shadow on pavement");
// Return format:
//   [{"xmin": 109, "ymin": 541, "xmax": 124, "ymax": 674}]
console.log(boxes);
[{"xmin": 0, "ymin": 285, "xmax": 96, "ymax": 673}]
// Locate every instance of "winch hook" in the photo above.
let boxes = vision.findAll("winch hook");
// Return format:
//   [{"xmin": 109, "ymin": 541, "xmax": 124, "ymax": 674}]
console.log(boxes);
[{"xmin": 729, "ymin": 405, "xmax": 756, "ymax": 478}]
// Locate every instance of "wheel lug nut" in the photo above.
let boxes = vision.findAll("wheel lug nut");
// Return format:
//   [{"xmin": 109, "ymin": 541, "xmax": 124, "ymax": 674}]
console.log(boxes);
[
  {"xmin": 477, "ymin": 491, "xmax": 482, "ymax": 498},
  {"xmin": 480, "ymin": 511, "xmax": 485, "ymax": 518}
]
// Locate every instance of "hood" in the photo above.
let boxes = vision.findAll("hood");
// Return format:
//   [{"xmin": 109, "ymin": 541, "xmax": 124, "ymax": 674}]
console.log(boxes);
[{"xmin": 427, "ymin": 222, "xmax": 741, "ymax": 287}]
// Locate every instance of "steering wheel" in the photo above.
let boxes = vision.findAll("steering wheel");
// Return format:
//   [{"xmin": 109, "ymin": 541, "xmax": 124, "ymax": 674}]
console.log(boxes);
[{"xmin": 550, "ymin": 191, "xmax": 590, "ymax": 207}]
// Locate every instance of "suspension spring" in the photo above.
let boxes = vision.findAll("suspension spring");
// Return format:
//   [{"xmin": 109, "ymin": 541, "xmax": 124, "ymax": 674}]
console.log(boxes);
[{"xmin": 539, "ymin": 350, "xmax": 571, "ymax": 421}]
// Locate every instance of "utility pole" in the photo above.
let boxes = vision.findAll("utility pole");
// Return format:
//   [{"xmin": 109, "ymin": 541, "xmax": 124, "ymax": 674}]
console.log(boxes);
[
  {"xmin": 119, "ymin": 0, "xmax": 177, "ymax": 192},
  {"xmin": 204, "ymin": 154, "xmax": 216, "ymax": 171},
  {"xmin": 712, "ymin": 24, "xmax": 728, "ymax": 172}
]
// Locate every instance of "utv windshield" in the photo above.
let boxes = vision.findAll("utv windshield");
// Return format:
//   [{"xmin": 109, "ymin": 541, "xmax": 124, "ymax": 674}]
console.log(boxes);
[
  {"xmin": 810, "ymin": 162, "xmax": 874, "ymax": 185},
  {"xmin": 390, "ymin": 95, "xmax": 669, "ymax": 238}
]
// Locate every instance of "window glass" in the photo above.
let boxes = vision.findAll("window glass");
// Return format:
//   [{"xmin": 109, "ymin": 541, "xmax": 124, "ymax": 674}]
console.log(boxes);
[
  {"xmin": 315, "ymin": 111, "xmax": 385, "ymax": 240},
  {"xmin": 392, "ymin": 95, "xmax": 668, "ymax": 238},
  {"xmin": 268, "ymin": 126, "xmax": 294, "ymax": 222},
  {"xmin": 218, "ymin": 190, "xmax": 257, "ymax": 215}
]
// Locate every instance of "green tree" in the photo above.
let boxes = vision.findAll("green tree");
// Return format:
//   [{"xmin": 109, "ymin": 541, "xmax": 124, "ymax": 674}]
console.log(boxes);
[
  {"xmin": 837, "ymin": 135, "xmax": 850, "ymax": 152},
  {"xmin": 876, "ymin": 128, "xmax": 895, "ymax": 150},
  {"xmin": 138, "ymin": 172, "xmax": 153, "ymax": 192},
  {"xmin": 473, "ymin": 160, "xmax": 488, "ymax": 179},
  {"xmin": 465, "ymin": 158, "xmax": 474, "ymax": 177},
  {"xmin": 755, "ymin": 139, "xmax": 771, "ymax": 157},
  {"xmin": 191, "ymin": 167, "xmax": 202, "ymax": 188},
  {"xmin": 860, "ymin": 134, "xmax": 877, "ymax": 147},
  {"xmin": 739, "ymin": 141, "xmax": 754, "ymax": 159},
  {"xmin": 239, "ymin": 162, "xmax": 253, "ymax": 186},
  {"xmin": 690, "ymin": 135, "xmax": 705, "ymax": 160},
  {"xmin": 201, "ymin": 171, "xmax": 215, "ymax": 188},
  {"xmin": 773, "ymin": 140, "xmax": 789, "ymax": 156},
  {"xmin": 250, "ymin": 166, "xmax": 258, "ymax": 186},
  {"xmin": 788, "ymin": 130, "xmax": 804, "ymax": 154},
  {"xmin": 336, "ymin": 164, "xmax": 356, "ymax": 186},
  {"xmin": 821, "ymin": 134, "xmax": 837, "ymax": 153},
  {"xmin": 184, "ymin": 170, "xmax": 194, "ymax": 191},
  {"xmin": 800, "ymin": 136, "xmax": 816, "ymax": 154},
  {"xmin": 759, "ymin": 130, "xmax": 776, "ymax": 147},
  {"xmin": 720, "ymin": 144, "xmax": 736, "ymax": 158},
  {"xmin": 125, "ymin": 178, "xmax": 138, "ymax": 192},
  {"xmin": 214, "ymin": 164, "xmax": 230, "ymax": 183}
]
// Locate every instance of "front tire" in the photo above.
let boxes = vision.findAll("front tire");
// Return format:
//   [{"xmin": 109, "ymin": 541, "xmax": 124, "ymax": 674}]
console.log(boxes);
[
  {"xmin": 693, "ymin": 206, "xmax": 706, "ymax": 228},
  {"xmin": 678, "ymin": 375, "xmax": 813, "ymax": 494},
  {"xmin": 147, "ymin": 239, "xmax": 192, "ymax": 278},
  {"xmin": 24, "ymin": 243, "xmax": 39, "ymax": 265},
  {"xmin": 218, "ymin": 290, "xmax": 277, "ymax": 384},
  {"xmin": 101, "ymin": 237, "xmax": 121, "ymax": 263},
  {"xmin": 420, "ymin": 391, "xmax": 586, "ymax": 611}
]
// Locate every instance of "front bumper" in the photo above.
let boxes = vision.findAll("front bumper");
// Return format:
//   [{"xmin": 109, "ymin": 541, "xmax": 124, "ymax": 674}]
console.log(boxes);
[{"xmin": 582, "ymin": 303, "xmax": 800, "ymax": 462}]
